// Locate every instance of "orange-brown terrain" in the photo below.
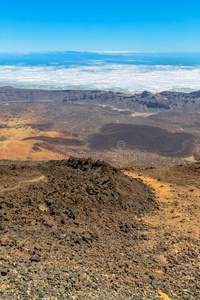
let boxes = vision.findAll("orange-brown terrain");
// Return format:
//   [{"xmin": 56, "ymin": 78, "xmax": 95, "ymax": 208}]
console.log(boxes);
[
  {"xmin": 0, "ymin": 157, "xmax": 199, "ymax": 299},
  {"xmin": 0, "ymin": 88, "xmax": 200, "ymax": 299},
  {"xmin": 0, "ymin": 99, "xmax": 200, "ymax": 165}
]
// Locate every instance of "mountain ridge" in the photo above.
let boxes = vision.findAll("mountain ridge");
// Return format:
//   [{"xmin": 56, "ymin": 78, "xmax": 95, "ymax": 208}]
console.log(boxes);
[{"xmin": 0, "ymin": 86, "xmax": 200, "ymax": 112}]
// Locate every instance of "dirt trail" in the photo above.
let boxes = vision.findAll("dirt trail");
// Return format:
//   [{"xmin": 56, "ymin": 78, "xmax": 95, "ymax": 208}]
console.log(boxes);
[
  {"xmin": 0, "ymin": 175, "xmax": 46, "ymax": 192},
  {"xmin": 124, "ymin": 170, "xmax": 200, "ymax": 300},
  {"xmin": 125, "ymin": 171, "xmax": 200, "ymax": 239},
  {"xmin": 125, "ymin": 171, "xmax": 172, "ymax": 196}
]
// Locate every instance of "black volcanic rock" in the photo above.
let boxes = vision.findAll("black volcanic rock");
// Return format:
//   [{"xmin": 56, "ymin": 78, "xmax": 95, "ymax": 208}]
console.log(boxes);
[
  {"xmin": 88, "ymin": 123, "xmax": 195, "ymax": 158},
  {"xmin": 141, "ymin": 91, "xmax": 153, "ymax": 98},
  {"xmin": 146, "ymin": 101, "xmax": 170, "ymax": 109},
  {"xmin": 190, "ymin": 90, "xmax": 200, "ymax": 97}
]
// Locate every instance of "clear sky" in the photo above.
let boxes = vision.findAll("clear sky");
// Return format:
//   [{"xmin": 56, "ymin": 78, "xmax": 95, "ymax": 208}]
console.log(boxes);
[{"xmin": 0, "ymin": 0, "xmax": 200, "ymax": 52}]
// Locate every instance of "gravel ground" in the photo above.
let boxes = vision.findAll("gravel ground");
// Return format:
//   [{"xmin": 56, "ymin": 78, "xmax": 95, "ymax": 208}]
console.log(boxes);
[{"xmin": 0, "ymin": 158, "xmax": 199, "ymax": 299}]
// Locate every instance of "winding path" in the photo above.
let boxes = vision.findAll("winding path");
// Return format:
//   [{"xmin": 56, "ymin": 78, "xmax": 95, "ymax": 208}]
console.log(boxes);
[{"xmin": 0, "ymin": 175, "xmax": 46, "ymax": 192}]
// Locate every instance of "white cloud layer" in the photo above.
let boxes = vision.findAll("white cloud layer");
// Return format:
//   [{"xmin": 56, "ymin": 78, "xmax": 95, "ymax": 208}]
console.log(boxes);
[{"xmin": 0, "ymin": 64, "xmax": 200, "ymax": 93}]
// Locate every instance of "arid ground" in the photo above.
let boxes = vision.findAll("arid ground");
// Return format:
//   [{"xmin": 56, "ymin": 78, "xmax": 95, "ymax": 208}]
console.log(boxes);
[
  {"xmin": 0, "ymin": 88, "xmax": 199, "ymax": 299},
  {"xmin": 0, "ymin": 157, "xmax": 199, "ymax": 299},
  {"xmin": 0, "ymin": 98, "xmax": 199, "ymax": 166}
]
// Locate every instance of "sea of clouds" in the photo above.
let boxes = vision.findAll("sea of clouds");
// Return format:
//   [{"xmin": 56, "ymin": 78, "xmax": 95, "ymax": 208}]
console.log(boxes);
[{"xmin": 0, "ymin": 63, "xmax": 200, "ymax": 93}]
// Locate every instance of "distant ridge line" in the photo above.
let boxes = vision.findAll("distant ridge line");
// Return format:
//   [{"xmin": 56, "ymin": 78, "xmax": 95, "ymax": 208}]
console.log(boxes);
[{"xmin": 0, "ymin": 86, "xmax": 200, "ymax": 113}]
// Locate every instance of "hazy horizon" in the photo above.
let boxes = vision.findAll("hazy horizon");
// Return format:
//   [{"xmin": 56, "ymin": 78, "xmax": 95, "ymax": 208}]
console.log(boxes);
[
  {"xmin": 0, "ymin": 51, "xmax": 199, "ymax": 94},
  {"xmin": 1, "ymin": 0, "xmax": 200, "ymax": 93}
]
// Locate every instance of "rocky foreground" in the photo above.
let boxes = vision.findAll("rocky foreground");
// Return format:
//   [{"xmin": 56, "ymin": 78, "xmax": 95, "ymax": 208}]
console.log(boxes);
[{"xmin": 0, "ymin": 157, "xmax": 199, "ymax": 299}]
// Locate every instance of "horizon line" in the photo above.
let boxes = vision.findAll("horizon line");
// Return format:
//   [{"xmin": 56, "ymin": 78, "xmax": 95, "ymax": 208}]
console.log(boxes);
[{"xmin": 1, "ymin": 50, "xmax": 200, "ymax": 55}]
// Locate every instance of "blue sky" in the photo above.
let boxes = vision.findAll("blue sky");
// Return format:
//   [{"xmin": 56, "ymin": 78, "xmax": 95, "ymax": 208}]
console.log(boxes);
[{"xmin": 0, "ymin": 0, "xmax": 200, "ymax": 52}]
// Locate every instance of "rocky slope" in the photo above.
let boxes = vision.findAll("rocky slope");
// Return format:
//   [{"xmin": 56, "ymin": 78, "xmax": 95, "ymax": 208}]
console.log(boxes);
[
  {"xmin": 0, "ymin": 157, "xmax": 199, "ymax": 299},
  {"xmin": 1, "ymin": 86, "xmax": 200, "ymax": 112},
  {"xmin": 0, "ymin": 157, "xmax": 156, "ymax": 299}
]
